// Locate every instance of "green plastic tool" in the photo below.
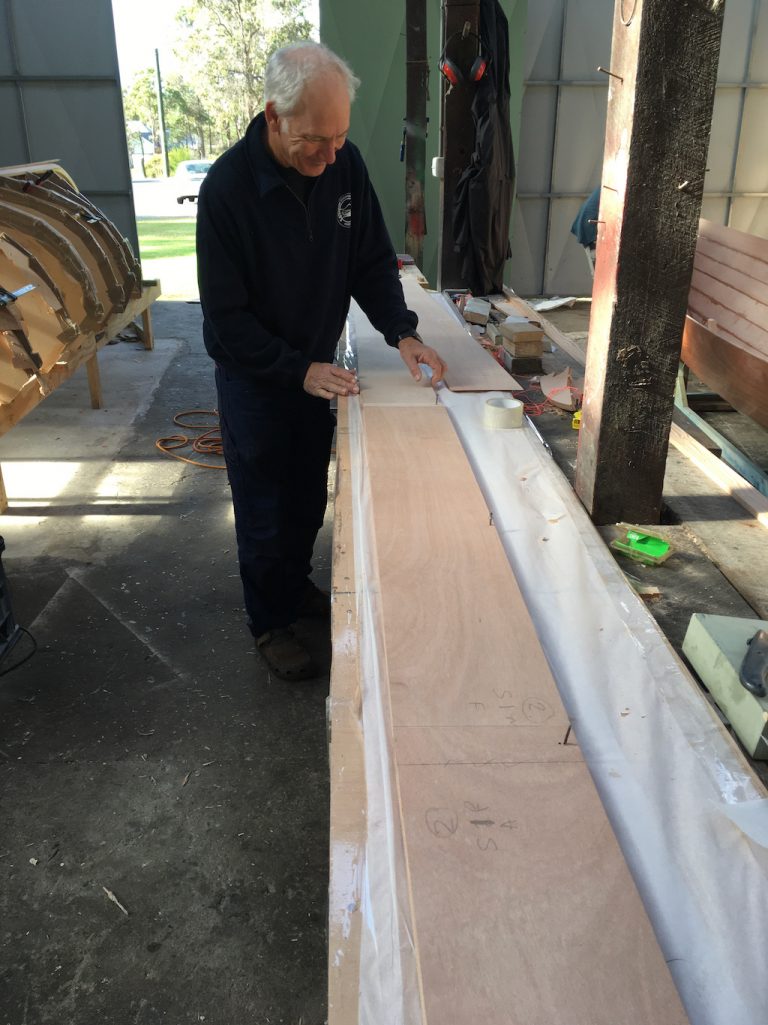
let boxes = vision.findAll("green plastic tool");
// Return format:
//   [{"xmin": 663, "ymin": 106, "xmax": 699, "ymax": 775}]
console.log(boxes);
[{"xmin": 610, "ymin": 526, "xmax": 673, "ymax": 566}]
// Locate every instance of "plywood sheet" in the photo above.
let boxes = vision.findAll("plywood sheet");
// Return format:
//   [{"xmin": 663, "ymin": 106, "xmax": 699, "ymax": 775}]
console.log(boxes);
[
  {"xmin": 362, "ymin": 405, "xmax": 688, "ymax": 1025},
  {"xmin": 400, "ymin": 277, "xmax": 520, "ymax": 391}
]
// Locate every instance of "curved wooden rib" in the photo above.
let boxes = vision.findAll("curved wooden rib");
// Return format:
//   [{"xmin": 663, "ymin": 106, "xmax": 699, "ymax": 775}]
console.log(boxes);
[
  {"xmin": 0, "ymin": 162, "xmax": 78, "ymax": 190},
  {"xmin": 0, "ymin": 233, "xmax": 71, "ymax": 315},
  {"xmin": 43, "ymin": 177, "xmax": 142, "ymax": 300},
  {"xmin": 0, "ymin": 177, "xmax": 127, "ymax": 316},
  {"xmin": 0, "ymin": 304, "xmax": 42, "ymax": 402},
  {"xmin": 0, "ymin": 246, "xmax": 80, "ymax": 375},
  {"xmin": 0, "ymin": 199, "xmax": 104, "ymax": 331}
]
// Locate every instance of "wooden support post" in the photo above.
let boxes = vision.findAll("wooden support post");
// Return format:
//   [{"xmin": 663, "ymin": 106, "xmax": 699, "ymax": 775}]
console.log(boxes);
[
  {"xmin": 574, "ymin": 0, "xmax": 724, "ymax": 525},
  {"xmin": 86, "ymin": 352, "xmax": 103, "ymax": 409},
  {"xmin": 0, "ymin": 464, "xmax": 7, "ymax": 514},
  {"xmin": 437, "ymin": 0, "xmax": 480, "ymax": 290},
  {"xmin": 140, "ymin": 304, "xmax": 155, "ymax": 351}
]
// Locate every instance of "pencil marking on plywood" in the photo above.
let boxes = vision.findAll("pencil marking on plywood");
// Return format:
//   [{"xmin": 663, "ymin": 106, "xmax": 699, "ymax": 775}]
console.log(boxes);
[
  {"xmin": 476, "ymin": 838, "xmax": 499, "ymax": 853},
  {"xmin": 523, "ymin": 698, "xmax": 555, "ymax": 724},
  {"xmin": 425, "ymin": 808, "xmax": 460, "ymax": 838}
]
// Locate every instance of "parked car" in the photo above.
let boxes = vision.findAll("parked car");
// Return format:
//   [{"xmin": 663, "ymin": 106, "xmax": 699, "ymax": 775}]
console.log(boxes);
[{"xmin": 174, "ymin": 160, "xmax": 213, "ymax": 204}]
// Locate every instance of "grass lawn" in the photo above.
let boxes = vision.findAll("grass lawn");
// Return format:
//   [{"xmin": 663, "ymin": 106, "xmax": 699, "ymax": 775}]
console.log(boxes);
[
  {"xmin": 137, "ymin": 218, "xmax": 199, "ymax": 300},
  {"xmin": 137, "ymin": 218, "xmax": 197, "ymax": 260}
]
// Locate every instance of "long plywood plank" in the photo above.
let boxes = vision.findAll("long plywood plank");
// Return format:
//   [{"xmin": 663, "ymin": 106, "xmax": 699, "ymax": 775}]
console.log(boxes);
[
  {"xmin": 362, "ymin": 404, "xmax": 687, "ymax": 1025},
  {"xmin": 670, "ymin": 420, "xmax": 768, "ymax": 528},
  {"xmin": 401, "ymin": 276, "xmax": 520, "ymax": 391}
]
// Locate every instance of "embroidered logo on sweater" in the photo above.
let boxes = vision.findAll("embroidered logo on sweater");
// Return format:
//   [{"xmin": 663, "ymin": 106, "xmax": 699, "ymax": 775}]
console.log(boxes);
[{"xmin": 337, "ymin": 193, "xmax": 352, "ymax": 228}]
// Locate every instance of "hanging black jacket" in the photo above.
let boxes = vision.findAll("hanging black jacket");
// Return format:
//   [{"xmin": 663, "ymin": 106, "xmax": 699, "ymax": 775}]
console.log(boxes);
[
  {"xmin": 452, "ymin": 0, "xmax": 516, "ymax": 295},
  {"xmin": 197, "ymin": 112, "xmax": 417, "ymax": 390}
]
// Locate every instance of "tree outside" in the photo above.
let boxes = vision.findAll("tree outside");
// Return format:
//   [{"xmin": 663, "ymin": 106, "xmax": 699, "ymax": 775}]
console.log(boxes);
[{"xmin": 122, "ymin": 0, "xmax": 314, "ymax": 176}]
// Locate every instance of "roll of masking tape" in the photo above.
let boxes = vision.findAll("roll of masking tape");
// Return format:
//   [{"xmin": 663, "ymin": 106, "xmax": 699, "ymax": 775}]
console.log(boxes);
[{"xmin": 483, "ymin": 397, "xmax": 524, "ymax": 429}]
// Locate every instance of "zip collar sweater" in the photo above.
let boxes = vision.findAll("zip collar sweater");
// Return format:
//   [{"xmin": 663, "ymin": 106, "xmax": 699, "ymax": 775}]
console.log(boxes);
[{"xmin": 196, "ymin": 112, "xmax": 418, "ymax": 389}]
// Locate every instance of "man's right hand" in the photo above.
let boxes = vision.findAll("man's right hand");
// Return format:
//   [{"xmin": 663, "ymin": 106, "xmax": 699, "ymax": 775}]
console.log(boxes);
[{"xmin": 303, "ymin": 362, "xmax": 360, "ymax": 399}]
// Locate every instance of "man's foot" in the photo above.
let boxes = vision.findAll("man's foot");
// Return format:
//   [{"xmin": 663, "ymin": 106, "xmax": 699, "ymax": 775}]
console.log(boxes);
[
  {"xmin": 296, "ymin": 580, "xmax": 332, "ymax": 620},
  {"xmin": 255, "ymin": 627, "xmax": 317, "ymax": 681}
]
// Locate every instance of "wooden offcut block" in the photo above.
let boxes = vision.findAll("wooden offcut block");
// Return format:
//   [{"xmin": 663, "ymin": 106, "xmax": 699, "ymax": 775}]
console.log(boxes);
[
  {"xmin": 502, "ymin": 334, "xmax": 544, "ymax": 359},
  {"xmin": 500, "ymin": 318, "xmax": 544, "ymax": 345},
  {"xmin": 463, "ymin": 297, "xmax": 491, "ymax": 325}
]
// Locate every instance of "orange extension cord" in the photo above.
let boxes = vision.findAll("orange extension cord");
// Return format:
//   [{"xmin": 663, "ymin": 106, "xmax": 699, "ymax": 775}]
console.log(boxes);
[{"xmin": 155, "ymin": 410, "xmax": 227, "ymax": 469}]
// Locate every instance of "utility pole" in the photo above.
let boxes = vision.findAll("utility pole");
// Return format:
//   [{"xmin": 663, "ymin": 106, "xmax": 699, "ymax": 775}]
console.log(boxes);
[
  {"xmin": 404, "ymin": 0, "xmax": 428, "ymax": 268},
  {"xmin": 437, "ymin": 0, "xmax": 480, "ymax": 290},
  {"xmin": 154, "ymin": 48, "xmax": 170, "ymax": 178}
]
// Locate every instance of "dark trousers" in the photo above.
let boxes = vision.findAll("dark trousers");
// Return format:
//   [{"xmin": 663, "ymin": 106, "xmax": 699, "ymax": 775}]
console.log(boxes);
[{"xmin": 215, "ymin": 365, "xmax": 335, "ymax": 638}]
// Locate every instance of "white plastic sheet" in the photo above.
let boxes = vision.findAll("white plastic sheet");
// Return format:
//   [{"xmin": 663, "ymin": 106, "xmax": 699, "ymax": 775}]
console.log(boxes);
[
  {"xmin": 437, "ymin": 384, "xmax": 768, "ymax": 1025},
  {"xmin": 344, "ymin": 322, "xmax": 423, "ymax": 1025},
  {"xmin": 341, "ymin": 301, "xmax": 768, "ymax": 1025}
]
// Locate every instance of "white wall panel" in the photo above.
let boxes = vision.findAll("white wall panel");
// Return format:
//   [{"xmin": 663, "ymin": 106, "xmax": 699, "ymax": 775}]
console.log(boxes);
[{"xmin": 517, "ymin": 87, "xmax": 557, "ymax": 193}]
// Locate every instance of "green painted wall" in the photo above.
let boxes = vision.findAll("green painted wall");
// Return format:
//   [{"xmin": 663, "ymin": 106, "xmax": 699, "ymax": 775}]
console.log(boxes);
[{"xmin": 320, "ymin": 0, "xmax": 527, "ymax": 288}]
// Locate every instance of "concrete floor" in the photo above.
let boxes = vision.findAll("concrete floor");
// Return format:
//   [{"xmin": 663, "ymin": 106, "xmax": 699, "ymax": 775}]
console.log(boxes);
[{"xmin": 0, "ymin": 302, "xmax": 331, "ymax": 1025}]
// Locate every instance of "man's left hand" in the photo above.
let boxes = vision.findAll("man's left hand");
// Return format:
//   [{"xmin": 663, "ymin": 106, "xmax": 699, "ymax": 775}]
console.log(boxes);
[{"xmin": 397, "ymin": 336, "xmax": 447, "ymax": 385}]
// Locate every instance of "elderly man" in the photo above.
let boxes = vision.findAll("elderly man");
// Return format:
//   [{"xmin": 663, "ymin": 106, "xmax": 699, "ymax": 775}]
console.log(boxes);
[{"xmin": 197, "ymin": 42, "xmax": 445, "ymax": 682}]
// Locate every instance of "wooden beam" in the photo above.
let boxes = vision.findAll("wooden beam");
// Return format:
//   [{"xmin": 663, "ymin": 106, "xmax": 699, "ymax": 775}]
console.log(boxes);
[
  {"xmin": 327, "ymin": 401, "xmax": 365, "ymax": 1025},
  {"xmin": 437, "ymin": 0, "xmax": 480, "ymax": 289},
  {"xmin": 669, "ymin": 422, "xmax": 768, "ymax": 530},
  {"xmin": 574, "ymin": 0, "xmax": 724, "ymax": 525},
  {"xmin": 85, "ymin": 352, "xmax": 102, "ymax": 409}
]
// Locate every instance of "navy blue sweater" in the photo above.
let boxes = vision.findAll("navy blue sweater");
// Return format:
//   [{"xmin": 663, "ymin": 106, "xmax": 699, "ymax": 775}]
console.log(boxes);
[{"xmin": 196, "ymin": 113, "xmax": 418, "ymax": 389}]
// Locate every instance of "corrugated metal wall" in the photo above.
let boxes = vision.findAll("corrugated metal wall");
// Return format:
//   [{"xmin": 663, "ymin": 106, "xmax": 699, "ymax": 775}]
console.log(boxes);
[
  {"xmin": 0, "ymin": 0, "xmax": 138, "ymax": 253},
  {"xmin": 320, "ymin": 0, "xmax": 527, "ymax": 289},
  {"xmin": 511, "ymin": 0, "xmax": 768, "ymax": 297}
]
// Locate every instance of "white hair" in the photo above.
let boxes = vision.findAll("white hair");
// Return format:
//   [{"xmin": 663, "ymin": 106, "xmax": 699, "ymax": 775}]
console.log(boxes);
[{"xmin": 264, "ymin": 42, "xmax": 360, "ymax": 117}]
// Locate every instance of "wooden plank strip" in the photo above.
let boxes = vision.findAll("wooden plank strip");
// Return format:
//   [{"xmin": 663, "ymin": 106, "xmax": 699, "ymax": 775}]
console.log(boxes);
[
  {"xmin": 328, "ymin": 400, "xmax": 364, "ymax": 1025},
  {"xmin": 699, "ymin": 217, "xmax": 768, "ymax": 268},
  {"xmin": 681, "ymin": 315, "xmax": 768, "ymax": 429},
  {"xmin": 669, "ymin": 420, "xmax": 768, "ymax": 529},
  {"xmin": 689, "ymin": 260, "xmax": 768, "ymax": 358},
  {"xmin": 688, "ymin": 220, "xmax": 768, "ymax": 357},
  {"xmin": 362, "ymin": 404, "xmax": 688, "ymax": 1025},
  {"xmin": 401, "ymin": 276, "xmax": 520, "ymax": 391}
]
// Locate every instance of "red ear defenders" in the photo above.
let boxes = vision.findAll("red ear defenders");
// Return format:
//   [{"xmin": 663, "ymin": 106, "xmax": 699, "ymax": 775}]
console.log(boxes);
[{"xmin": 438, "ymin": 30, "xmax": 489, "ymax": 86}]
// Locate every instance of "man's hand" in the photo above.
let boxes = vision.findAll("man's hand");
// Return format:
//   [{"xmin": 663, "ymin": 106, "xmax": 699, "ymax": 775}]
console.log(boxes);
[
  {"xmin": 397, "ymin": 336, "xmax": 447, "ymax": 385},
  {"xmin": 304, "ymin": 362, "xmax": 360, "ymax": 399}
]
